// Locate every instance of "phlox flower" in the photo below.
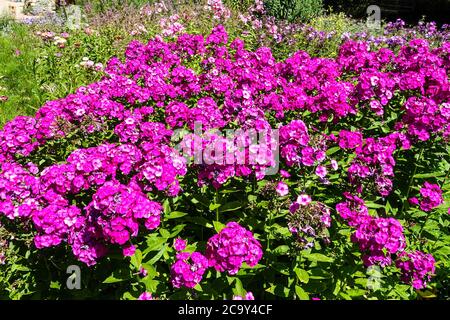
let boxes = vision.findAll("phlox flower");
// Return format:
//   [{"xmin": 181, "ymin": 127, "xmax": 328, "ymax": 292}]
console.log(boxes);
[
  {"xmin": 276, "ymin": 181, "xmax": 289, "ymax": 197},
  {"xmin": 174, "ymin": 238, "xmax": 187, "ymax": 251},
  {"xmin": 138, "ymin": 292, "xmax": 153, "ymax": 300},
  {"xmin": 297, "ymin": 194, "xmax": 312, "ymax": 206},
  {"xmin": 206, "ymin": 222, "xmax": 263, "ymax": 275}
]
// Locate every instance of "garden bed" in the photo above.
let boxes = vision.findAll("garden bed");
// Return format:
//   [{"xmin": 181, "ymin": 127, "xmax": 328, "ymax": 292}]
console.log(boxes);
[{"xmin": 0, "ymin": 0, "xmax": 449, "ymax": 300}]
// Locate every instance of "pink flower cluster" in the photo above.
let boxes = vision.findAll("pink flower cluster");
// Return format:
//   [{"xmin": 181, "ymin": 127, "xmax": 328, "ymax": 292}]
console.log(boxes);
[
  {"xmin": 275, "ymin": 181, "xmax": 289, "ymax": 196},
  {"xmin": 233, "ymin": 292, "xmax": 255, "ymax": 300},
  {"xmin": 170, "ymin": 222, "xmax": 262, "ymax": 288},
  {"xmin": 174, "ymin": 238, "xmax": 187, "ymax": 251},
  {"xmin": 0, "ymin": 162, "xmax": 40, "ymax": 219},
  {"xmin": 409, "ymin": 181, "xmax": 444, "ymax": 212},
  {"xmin": 396, "ymin": 251, "xmax": 436, "ymax": 289},
  {"xmin": 205, "ymin": 0, "xmax": 231, "ymax": 21},
  {"xmin": 87, "ymin": 181, "xmax": 162, "ymax": 240},
  {"xmin": 336, "ymin": 192, "xmax": 370, "ymax": 227},
  {"xmin": 337, "ymin": 191, "xmax": 408, "ymax": 267},
  {"xmin": 0, "ymin": 25, "xmax": 447, "ymax": 283},
  {"xmin": 279, "ymin": 120, "xmax": 310, "ymax": 167},
  {"xmin": 205, "ymin": 222, "xmax": 263, "ymax": 275},
  {"xmin": 170, "ymin": 251, "xmax": 209, "ymax": 289},
  {"xmin": 160, "ymin": 15, "xmax": 185, "ymax": 37},
  {"xmin": 337, "ymin": 192, "xmax": 408, "ymax": 266},
  {"xmin": 0, "ymin": 140, "xmax": 181, "ymax": 265},
  {"xmin": 336, "ymin": 190, "xmax": 436, "ymax": 288},
  {"xmin": 401, "ymin": 98, "xmax": 449, "ymax": 142},
  {"xmin": 338, "ymin": 130, "xmax": 363, "ymax": 150},
  {"xmin": 348, "ymin": 133, "xmax": 400, "ymax": 197},
  {"xmin": 138, "ymin": 292, "xmax": 153, "ymax": 300},
  {"xmin": 352, "ymin": 217, "xmax": 406, "ymax": 267}
]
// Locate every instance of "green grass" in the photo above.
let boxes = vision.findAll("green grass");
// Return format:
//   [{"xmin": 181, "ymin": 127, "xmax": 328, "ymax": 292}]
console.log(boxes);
[{"xmin": 0, "ymin": 18, "xmax": 43, "ymax": 125}]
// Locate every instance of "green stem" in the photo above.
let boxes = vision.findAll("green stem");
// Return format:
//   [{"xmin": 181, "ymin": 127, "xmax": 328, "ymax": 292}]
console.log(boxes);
[
  {"xmin": 267, "ymin": 205, "xmax": 273, "ymax": 251},
  {"xmin": 215, "ymin": 189, "xmax": 219, "ymax": 222},
  {"xmin": 401, "ymin": 147, "xmax": 424, "ymax": 216}
]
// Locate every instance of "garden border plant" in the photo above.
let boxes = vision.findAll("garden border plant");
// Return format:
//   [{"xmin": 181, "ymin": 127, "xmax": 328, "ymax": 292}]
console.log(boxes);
[{"xmin": 0, "ymin": 1, "xmax": 449, "ymax": 300}]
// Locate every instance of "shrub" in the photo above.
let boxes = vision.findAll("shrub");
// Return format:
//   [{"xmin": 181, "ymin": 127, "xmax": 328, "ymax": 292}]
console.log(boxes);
[
  {"xmin": 264, "ymin": 0, "xmax": 323, "ymax": 22},
  {"xmin": 323, "ymin": 0, "xmax": 371, "ymax": 19}
]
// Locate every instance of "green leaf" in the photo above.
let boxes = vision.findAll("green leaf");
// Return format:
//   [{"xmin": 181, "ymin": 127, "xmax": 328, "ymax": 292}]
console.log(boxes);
[
  {"xmin": 385, "ymin": 200, "xmax": 394, "ymax": 214},
  {"xmin": 11, "ymin": 265, "xmax": 31, "ymax": 272},
  {"xmin": 183, "ymin": 216, "xmax": 214, "ymax": 228},
  {"xmin": 159, "ymin": 228, "xmax": 171, "ymax": 238},
  {"xmin": 326, "ymin": 146, "xmax": 340, "ymax": 156},
  {"xmin": 436, "ymin": 246, "xmax": 450, "ymax": 256},
  {"xmin": 294, "ymin": 268, "xmax": 309, "ymax": 284},
  {"xmin": 414, "ymin": 172, "xmax": 446, "ymax": 179},
  {"xmin": 122, "ymin": 292, "xmax": 135, "ymax": 300},
  {"xmin": 191, "ymin": 195, "xmax": 209, "ymax": 208},
  {"xmin": 209, "ymin": 203, "xmax": 221, "ymax": 211},
  {"xmin": 140, "ymin": 264, "xmax": 158, "ymax": 279},
  {"xmin": 239, "ymin": 263, "xmax": 265, "ymax": 270},
  {"xmin": 170, "ymin": 224, "xmax": 186, "ymax": 238},
  {"xmin": 143, "ymin": 278, "xmax": 159, "ymax": 292},
  {"xmin": 103, "ymin": 275, "xmax": 127, "ymax": 284},
  {"xmin": 346, "ymin": 288, "xmax": 366, "ymax": 297},
  {"xmin": 130, "ymin": 249, "xmax": 143, "ymax": 269},
  {"xmin": 144, "ymin": 235, "xmax": 167, "ymax": 254},
  {"xmin": 295, "ymin": 285, "xmax": 309, "ymax": 300},
  {"xmin": 194, "ymin": 284, "xmax": 203, "ymax": 292},
  {"xmin": 266, "ymin": 284, "xmax": 290, "ymax": 298},
  {"xmin": 233, "ymin": 278, "xmax": 246, "ymax": 296},
  {"xmin": 418, "ymin": 290, "xmax": 437, "ymax": 299},
  {"xmin": 213, "ymin": 221, "xmax": 226, "ymax": 233},
  {"xmin": 165, "ymin": 211, "xmax": 188, "ymax": 219},
  {"xmin": 258, "ymin": 201, "xmax": 269, "ymax": 209},
  {"xmin": 147, "ymin": 244, "xmax": 168, "ymax": 265},
  {"xmin": 219, "ymin": 201, "xmax": 243, "ymax": 213},
  {"xmin": 303, "ymin": 253, "xmax": 334, "ymax": 263},
  {"xmin": 163, "ymin": 199, "xmax": 171, "ymax": 214},
  {"xmin": 271, "ymin": 262, "xmax": 290, "ymax": 275},
  {"xmin": 333, "ymin": 279, "xmax": 342, "ymax": 295},
  {"xmin": 365, "ymin": 202, "xmax": 385, "ymax": 209},
  {"xmin": 394, "ymin": 284, "xmax": 411, "ymax": 299},
  {"xmin": 272, "ymin": 245, "xmax": 290, "ymax": 255},
  {"xmin": 50, "ymin": 281, "xmax": 61, "ymax": 289},
  {"xmin": 339, "ymin": 292, "xmax": 352, "ymax": 300},
  {"xmin": 273, "ymin": 225, "xmax": 292, "ymax": 237}
]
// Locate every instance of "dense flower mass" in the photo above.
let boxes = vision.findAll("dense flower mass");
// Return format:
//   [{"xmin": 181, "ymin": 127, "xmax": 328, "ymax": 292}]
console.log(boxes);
[
  {"xmin": 336, "ymin": 193, "xmax": 370, "ymax": 227},
  {"xmin": 206, "ymin": 222, "xmax": 263, "ymax": 275},
  {"xmin": 170, "ymin": 251, "xmax": 209, "ymax": 289},
  {"xmin": 396, "ymin": 251, "xmax": 436, "ymax": 289},
  {"xmin": 0, "ymin": 23, "xmax": 448, "ymax": 295},
  {"xmin": 174, "ymin": 238, "xmax": 187, "ymax": 251},
  {"xmin": 352, "ymin": 217, "xmax": 406, "ymax": 267},
  {"xmin": 410, "ymin": 182, "xmax": 444, "ymax": 212},
  {"xmin": 339, "ymin": 130, "xmax": 363, "ymax": 149},
  {"xmin": 348, "ymin": 134, "xmax": 399, "ymax": 197}
]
